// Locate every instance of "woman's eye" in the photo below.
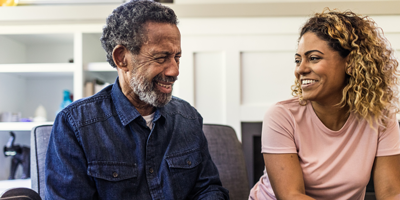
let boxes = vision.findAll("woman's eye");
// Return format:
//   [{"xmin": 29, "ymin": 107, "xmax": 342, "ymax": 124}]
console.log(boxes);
[
  {"xmin": 295, "ymin": 59, "xmax": 301, "ymax": 65},
  {"xmin": 310, "ymin": 56, "xmax": 320, "ymax": 61}
]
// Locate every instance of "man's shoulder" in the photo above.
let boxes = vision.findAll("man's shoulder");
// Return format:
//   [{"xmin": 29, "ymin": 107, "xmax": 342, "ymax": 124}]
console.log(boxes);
[
  {"xmin": 163, "ymin": 96, "xmax": 200, "ymax": 119},
  {"xmin": 59, "ymin": 85, "xmax": 115, "ymax": 123},
  {"xmin": 65, "ymin": 86, "xmax": 112, "ymax": 110}
]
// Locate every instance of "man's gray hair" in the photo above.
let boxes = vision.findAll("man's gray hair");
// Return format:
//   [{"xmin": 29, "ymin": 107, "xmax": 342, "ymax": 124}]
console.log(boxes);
[{"xmin": 100, "ymin": 0, "xmax": 178, "ymax": 68}]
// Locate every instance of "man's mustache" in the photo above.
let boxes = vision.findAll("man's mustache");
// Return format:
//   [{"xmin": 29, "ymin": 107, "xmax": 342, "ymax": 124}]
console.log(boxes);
[{"xmin": 153, "ymin": 74, "xmax": 178, "ymax": 83}]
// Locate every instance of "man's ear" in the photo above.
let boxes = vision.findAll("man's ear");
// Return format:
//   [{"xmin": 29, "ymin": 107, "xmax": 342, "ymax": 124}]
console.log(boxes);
[{"xmin": 112, "ymin": 45, "xmax": 129, "ymax": 71}]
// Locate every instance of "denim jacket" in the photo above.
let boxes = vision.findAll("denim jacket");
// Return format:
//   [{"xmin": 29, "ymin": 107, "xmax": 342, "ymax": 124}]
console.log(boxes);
[{"xmin": 45, "ymin": 78, "xmax": 229, "ymax": 200}]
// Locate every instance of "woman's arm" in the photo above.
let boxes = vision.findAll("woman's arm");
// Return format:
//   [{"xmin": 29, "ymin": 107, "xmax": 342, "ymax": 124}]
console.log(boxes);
[
  {"xmin": 264, "ymin": 153, "xmax": 315, "ymax": 200},
  {"xmin": 373, "ymin": 154, "xmax": 400, "ymax": 200}
]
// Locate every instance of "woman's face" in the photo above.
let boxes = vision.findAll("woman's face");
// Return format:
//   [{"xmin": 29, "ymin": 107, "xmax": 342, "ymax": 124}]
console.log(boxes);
[{"xmin": 295, "ymin": 32, "xmax": 348, "ymax": 105}]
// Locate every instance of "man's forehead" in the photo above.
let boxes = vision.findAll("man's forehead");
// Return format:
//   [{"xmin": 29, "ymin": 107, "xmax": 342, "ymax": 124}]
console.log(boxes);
[
  {"xmin": 143, "ymin": 21, "xmax": 179, "ymax": 33},
  {"xmin": 148, "ymin": 48, "xmax": 182, "ymax": 55}
]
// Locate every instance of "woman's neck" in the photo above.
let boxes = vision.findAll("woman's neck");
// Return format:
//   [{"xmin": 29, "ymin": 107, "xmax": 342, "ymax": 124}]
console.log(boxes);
[{"xmin": 311, "ymin": 101, "xmax": 350, "ymax": 131}]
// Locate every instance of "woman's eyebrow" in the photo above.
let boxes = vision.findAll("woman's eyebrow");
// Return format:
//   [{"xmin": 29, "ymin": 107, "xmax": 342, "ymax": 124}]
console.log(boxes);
[
  {"xmin": 295, "ymin": 50, "xmax": 324, "ymax": 57},
  {"xmin": 305, "ymin": 50, "xmax": 324, "ymax": 56}
]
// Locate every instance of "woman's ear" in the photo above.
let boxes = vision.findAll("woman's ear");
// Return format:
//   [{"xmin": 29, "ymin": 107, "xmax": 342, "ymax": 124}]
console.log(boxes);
[{"xmin": 112, "ymin": 45, "xmax": 128, "ymax": 71}]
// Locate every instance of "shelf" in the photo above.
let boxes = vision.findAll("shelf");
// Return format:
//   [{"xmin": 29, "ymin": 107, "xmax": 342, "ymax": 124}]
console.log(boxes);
[
  {"xmin": 0, "ymin": 63, "xmax": 75, "ymax": 72},
  {"xmin": 0, "ymin": 122, "xmax": 53, "ymax": 131},
  {"xmin": 0, "ymin": 63, "xmax": 75, "ymax": 77},
  {"xmin": 85, "ymin": 62, "xmax": 115, "ymax": 72}
]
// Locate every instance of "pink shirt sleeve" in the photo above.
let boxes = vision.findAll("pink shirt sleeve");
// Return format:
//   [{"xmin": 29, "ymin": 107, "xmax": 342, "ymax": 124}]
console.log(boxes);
[
  {"xmin": 261, "ymin": 103, "xmax": 297, "ymax": 154},
  {"xmin": 376, "ymin": 114, "xmax": 400, "ymax": 157}
]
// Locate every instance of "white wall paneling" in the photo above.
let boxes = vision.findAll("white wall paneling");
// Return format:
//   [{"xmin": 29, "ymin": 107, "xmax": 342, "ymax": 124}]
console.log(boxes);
[
  {"xmin": 241, "ymin": 51, "xmax": 296, "ymax": 121},
  {"xmin": 193, "ymin": 52, "xmax": 225, "ymax": 124}
]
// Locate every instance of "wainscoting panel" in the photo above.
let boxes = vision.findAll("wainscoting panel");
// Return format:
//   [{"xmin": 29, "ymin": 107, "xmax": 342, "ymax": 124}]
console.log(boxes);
[
  {"xmin": 193, "ymin": 52, "xmax": 225, "ymax": 124},
  {"xmin": 241, "ymin": 51, "xmax": 295, "ymax": 106}
]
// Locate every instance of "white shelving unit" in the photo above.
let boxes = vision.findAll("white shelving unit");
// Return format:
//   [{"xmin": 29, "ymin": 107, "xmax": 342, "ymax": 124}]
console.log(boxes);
[
  {"xmin": 0, "ymin": 19, "xmax": 117, "ymax": 182},
  {"xmin": 0, "ymin": 30, "xmax": 118, "ymax": 123},
  {"xmin": 0, "ymin": 122, "xmax": 53, "ymax": 131},
  {"xmin": 85, "ymin": 62, "xmax": 115, "ymax": 71}
]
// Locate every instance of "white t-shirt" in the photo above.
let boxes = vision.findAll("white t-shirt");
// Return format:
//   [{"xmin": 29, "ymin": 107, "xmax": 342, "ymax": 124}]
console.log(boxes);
[
  {"xmin": 143, "ymin": 112, "xmax": 155, "ymax": 130},
  {"xmin": 249, "ymin": 98, "xmax": 400, "ymax": 200}
]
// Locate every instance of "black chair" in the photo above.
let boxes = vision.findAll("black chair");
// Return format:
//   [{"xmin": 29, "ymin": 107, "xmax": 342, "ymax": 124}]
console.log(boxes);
[
  {"xmin": 203, "ymin": 124, "xmax": 250, "ymax": 200},
  {"xmin": 0, "ymin": 187, "xmax": 41, "ymax": 200},
  {"xmin": 30, "ymin": 125, "xmax": 52, "ymax": 200}
]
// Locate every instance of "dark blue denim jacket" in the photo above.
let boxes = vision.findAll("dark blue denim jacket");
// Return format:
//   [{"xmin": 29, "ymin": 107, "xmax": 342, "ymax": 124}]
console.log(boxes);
[{"xmin": 45, "ymin": 78, "xmax": 229, "ymax": 200}]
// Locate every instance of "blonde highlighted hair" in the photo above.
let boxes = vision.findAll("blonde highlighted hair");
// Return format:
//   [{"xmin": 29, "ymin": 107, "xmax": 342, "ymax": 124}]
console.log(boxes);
[{"xmin": 292, "ymin": 9, "xmax": 400, "ymax": 128}]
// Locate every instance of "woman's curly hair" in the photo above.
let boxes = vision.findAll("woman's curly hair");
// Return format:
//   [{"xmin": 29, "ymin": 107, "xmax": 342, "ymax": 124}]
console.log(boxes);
[
  {"xmin": 100, "ymin": 0, "xmax": 178, "ymax": 68},
  {"xmin": 291, "ymin": 8, "xmax": 400, "ymax": 128}
]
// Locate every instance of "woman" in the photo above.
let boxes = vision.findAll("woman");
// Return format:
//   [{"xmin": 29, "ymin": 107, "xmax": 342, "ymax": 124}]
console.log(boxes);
[{"xmin": 249, "ymin": 9, "xmax": 400, "ymax": 200}]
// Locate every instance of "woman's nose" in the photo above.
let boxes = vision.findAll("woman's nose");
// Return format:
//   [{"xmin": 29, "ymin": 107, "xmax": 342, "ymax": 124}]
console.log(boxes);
[{"xmin": 296, "ymin": 60, "xmax": 311, "ymax": 75}]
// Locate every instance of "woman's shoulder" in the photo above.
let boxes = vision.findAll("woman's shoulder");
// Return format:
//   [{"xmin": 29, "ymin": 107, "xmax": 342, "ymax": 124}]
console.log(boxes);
[
  {"xmin": 270, "ymin": 97, "xmax": 307, "ymax": 113},
  {"xmin": 265, "ymin": 97, "xmax": 308, "ymax": 121}
]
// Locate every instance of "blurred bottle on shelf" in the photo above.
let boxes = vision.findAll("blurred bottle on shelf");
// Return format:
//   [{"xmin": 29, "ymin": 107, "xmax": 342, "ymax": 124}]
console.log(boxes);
[
  {"xmin": 58, "ymin": 90, "xmax": 73, "ymax": 114},
  {"xmin": 33, "ymin": 105, "xmax": 47, "ymax": 122}
]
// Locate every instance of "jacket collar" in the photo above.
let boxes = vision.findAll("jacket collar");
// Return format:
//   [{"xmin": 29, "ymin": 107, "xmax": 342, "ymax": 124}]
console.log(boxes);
[{"xmin": 111, "ymin": 77, "xmax": 165, "ymax": 126}]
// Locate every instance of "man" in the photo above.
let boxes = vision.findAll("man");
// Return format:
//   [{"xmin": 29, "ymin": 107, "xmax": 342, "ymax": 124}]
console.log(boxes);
[{"xmin": 45, "ymin": 0, "xmax": 229, "ymax": 199}]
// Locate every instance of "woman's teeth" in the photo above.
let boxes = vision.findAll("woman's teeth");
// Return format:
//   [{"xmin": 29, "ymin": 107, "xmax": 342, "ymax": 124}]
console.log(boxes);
[{"xmin": 302, "ymin": 80, "xmax": 316, "ymax": 85}]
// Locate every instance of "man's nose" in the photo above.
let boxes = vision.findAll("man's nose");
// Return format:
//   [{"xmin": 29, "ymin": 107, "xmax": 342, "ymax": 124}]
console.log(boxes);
[{"xmin": 164, "ymin": 58, "xmax": 179, "ymax": 78}]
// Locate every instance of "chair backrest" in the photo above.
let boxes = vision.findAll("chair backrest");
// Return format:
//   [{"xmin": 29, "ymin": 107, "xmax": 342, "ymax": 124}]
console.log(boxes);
[
  {"xmin": 1, "ymin": 187, "xmax": 42, "ymax": 200},
  {"xmin": 30, "ymin": 125, "xmax": 53, "ymax": 200},
  {"xmin": 203, "ymin": 124, "xmax": 250, "ymax": 200}
]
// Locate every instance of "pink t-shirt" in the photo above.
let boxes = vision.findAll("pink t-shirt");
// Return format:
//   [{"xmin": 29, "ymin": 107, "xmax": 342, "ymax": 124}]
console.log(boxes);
[{"xmin": 249, "ymin": 98, "xmax": 400, "ymax": 200}]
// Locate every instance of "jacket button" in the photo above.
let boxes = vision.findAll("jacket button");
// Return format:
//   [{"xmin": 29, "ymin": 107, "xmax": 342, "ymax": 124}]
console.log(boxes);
[
  {"xmin": 149, "ymin": 168, "xmax": 154, "ymax": 174},
  {"xmin": 187, "ymin": 160, "xmax": 192, "ymax": 166},
  {"xmin": 112, "ymin": 172, "xmax": 118, "ymax": 178}
]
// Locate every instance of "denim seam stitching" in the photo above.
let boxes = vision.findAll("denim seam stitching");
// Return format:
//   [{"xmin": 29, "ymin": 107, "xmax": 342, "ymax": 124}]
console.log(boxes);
[
  {"xmin": 165, "ymin": 148, "xmax": 201, "ymax": 159},
  {"xmin": 64, "ymin": 110, "xmax": 83, "ymax": 146},
  {"xmin": 78, "ymin": 113, "xmax": 116, "ymax": 128}
]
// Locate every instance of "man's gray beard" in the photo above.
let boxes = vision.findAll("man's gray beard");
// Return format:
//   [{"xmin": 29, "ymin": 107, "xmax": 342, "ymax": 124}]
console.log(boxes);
[{"xmin": 129, "ymin": 70, "xmax": 173, "ymax": 108}]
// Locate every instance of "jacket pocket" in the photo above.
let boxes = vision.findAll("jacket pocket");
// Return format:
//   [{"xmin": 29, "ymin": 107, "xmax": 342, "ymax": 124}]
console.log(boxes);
[
  {"xmin": 166, "ymin": 150, "xmax": 202, "ymax": 170},
  {"xmin": 87, "ymin": 161, "xmax": 138, "ymax": 182}
]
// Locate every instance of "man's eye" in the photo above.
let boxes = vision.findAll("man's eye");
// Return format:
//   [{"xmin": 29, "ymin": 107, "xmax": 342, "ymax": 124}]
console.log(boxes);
[
  {"xmin": 175, "ymin": 56, "xmax": 181, "ymax": 63},
  {"xmin": 156, "ymin": 57, "xmax": 166, "ymax": 63}
]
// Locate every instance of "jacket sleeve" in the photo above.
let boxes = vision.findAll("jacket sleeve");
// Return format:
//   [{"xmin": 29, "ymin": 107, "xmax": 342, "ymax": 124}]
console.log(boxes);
[
  {"xmin": 45, "ymin": 111, "xmax": 97, "ymax": 200},
  {"xmin": 188, "ymin": 117, "xmax": 230, "ymax": 200}
]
